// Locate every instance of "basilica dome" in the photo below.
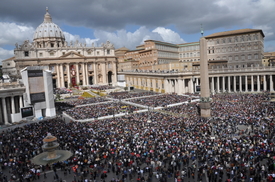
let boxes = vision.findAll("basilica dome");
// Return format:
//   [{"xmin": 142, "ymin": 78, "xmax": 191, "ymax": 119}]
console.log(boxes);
[{"xmin": 33, "ymin": 8, "xmax": 65, "ymax": 42}]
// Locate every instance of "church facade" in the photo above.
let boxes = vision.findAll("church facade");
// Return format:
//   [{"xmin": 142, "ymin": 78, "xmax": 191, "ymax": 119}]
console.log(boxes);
[{"xmin": 2, "ymin": 8, "xmax": 117, "ymax": 88}]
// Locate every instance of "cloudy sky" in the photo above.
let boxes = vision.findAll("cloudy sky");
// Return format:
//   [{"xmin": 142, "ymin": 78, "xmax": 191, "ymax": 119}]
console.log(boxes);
[{"xmin": 0, "ymin": 0, "xmax": 275, "ymax": 63}]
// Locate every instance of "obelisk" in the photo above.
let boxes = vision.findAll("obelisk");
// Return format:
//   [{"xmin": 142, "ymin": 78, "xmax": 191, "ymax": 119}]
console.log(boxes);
[{"xmin": 199, "ymin": 37, "xmax": 211, "ymax": 118}]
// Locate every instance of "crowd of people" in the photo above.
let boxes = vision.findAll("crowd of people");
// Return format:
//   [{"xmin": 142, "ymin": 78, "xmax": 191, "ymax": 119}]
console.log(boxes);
[
  {"xmin": 65, "ymin": 102, "xmax": 140, "ymax": 120},
  {"xmin": 90, "ymin": 86, "xmax": 115, "ymax": 91},
  {"xmin": 109, "ymin": 92, "xmax": 159, "ymax": 100},
  {"xmin": 62, "ymin": 98, "xmax": 109, "ymax": 107},
  {"xmin": 129, "ymin": 94, "xmax": 190, "ymax": 107},
  {"xmin": 0, "ymin": 92, "xmax": 274, "ymax": 182},
  {"xmin": 54, "ymin": 88, "xmax": 73, "ymax": 95}
]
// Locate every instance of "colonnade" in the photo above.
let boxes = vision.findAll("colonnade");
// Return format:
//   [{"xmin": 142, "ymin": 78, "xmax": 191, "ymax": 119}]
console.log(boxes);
[
  {"xmin": 126, "ymin": 73, "xmax": 275, "ymax": 95},
  {"xmin": 0, "ymin": 95, "xmax": 24, "ymax": 124},
  {"xmin": 164, "ymin": 74, "xmax": 274, "ymax": 94},
  {"xmin": 54, "ymin": 61, "xmax": 117, "ymax": 88}
]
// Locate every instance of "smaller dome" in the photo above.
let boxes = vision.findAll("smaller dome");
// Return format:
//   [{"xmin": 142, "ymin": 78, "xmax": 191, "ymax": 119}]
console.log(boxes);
[{"xmin": 33, "ymin": 8, "xmax": 65, "ymax": 41}]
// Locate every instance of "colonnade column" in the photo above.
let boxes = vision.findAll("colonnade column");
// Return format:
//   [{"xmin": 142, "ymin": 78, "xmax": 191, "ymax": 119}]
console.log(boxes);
[
  {"xmin": 245, "ymin": 76, "xmax": 248, "ymax": 92},
  {"xmin": 189, "ymin": 79, "xmax": 194, "ymax": 93},
  {"xmin": 56, "ymin": 64, "xmax": 61, "ymax": 88},
  {"xmin": 263, "ymin": 75, "xmax": 267, "ymax": 91},
  {"xmin": 233, "ymin": 76, "xmax": 236, "ymax": 92},
  {"xmin": 178, "ymin": 79, "xmax": 183, "ymax": 94},
  {"xmin": 174, "ymin": 79, "xmax": 179, "ymax": 94},
  {"xmin": 2, "ymin": 98, "xmax": 8, "ymax": 125},
  {"xmin": 112, "ymin": 62, "xmax": 117, "ymax": 86},
  {"xmin": 239, "ymin": 76, "xmax": 242, "ymax": 92},
  {"xmin": 211, "ymin": 77, "xmax": 214, "ymax": 93},
  {"xmin": 67, "ymin": 64, "xmax": 71, "ymax": 87},
  {"xmin": 93, "ymin": 63, "xmax": 97, "ymax": 85},
  {"xmin": 82, "ymin": 63, "xmax": 86, "ymax": 85},
  {"xmin": 11, "ymin": 96, "xmax": 15, "ymax": 114},
  {"xmin": 60, "ymin": 64, "xmax": 65, "ymax": 88},
  {"xmin": 270, "ymin": 75, "xmax": 274, "ymax": 91},
  {"xmin": 257, "ymin": 75, "xmax": 260, "ymax": 92},
  {"xmin": 228, "ymin": 76, "xmax": 231, "ymax": 92},
  {"xmin": 251, "ymin": 76, "xmax": 254, "ymax": 92},
  {"xmin": 102, "ymin": 63, "xmax": 106, "ymax": 84},
  {"xmin": 182, "ymin": 79, "xmax": 186, "ymax": 94},
  {"xmin": 164, "ymin": 79, "xmax": 170, "ymax": 93},
  {"xmin": 217, "ymin": 77, "xmax": 220, "ymax": 93},
  {"xmin": 222, "ymin": 76, "xmax": 225, "ymax": 92},
  {"xmin": 19, "ymin": 96, "xmax": 23, "ymax": 108},
  {"xmin": 85, "ymin": 63, "xmax": 89, "ymax": 85},
  {"xmin": 76, "ymin": 64, "xmax": 80, "ymax": 85}
]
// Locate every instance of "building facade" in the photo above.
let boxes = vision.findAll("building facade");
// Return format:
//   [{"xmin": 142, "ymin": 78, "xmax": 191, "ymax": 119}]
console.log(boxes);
[
  {"xmin": 0, "ymin": 82, "xmax": 25, "ymax": 124},
  {"xmin": 2, "ymin": 8, "xmax": 117, "ymax": 88},
  {"xmin": 118, "ymin": 29, "xmax": 275, "ymax": 94}
]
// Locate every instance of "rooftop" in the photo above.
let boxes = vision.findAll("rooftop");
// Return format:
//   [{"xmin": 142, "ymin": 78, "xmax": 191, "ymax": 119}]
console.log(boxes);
[{"xmin": 205, "ymin": 28, "xmax": 265, "ymax": 39}]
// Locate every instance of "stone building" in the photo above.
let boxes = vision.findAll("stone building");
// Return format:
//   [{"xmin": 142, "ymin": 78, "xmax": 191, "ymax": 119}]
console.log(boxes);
[
  {"xmin": 0, "ymin": 82, "xmax": 25, "ymax": 124},
  {"xmin": 2, "ymin": 8, "xmax": 117, "ymax": 88},
  {"xmin": 118, "ymin": 29, "xmax": 275, "ymax": 94}
]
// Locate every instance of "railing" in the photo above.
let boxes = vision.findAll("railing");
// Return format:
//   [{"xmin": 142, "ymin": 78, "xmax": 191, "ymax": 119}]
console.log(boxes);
[
  {"xmin": 0, "ymin": 82, "xmax": 25, "ymax": 89},
  {"xmin": 119, "ymin": 65, "xmax": 275, "ymax": 76}
]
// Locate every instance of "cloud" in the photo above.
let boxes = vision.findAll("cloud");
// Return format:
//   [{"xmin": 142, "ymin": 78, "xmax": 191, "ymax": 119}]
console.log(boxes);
[
  {"xmin": 0, "ymin": 48, "xmax": 14, "ymax": 64},
  {"xmin": 0, "ymin": 22, "xmax": 34, "ymax": 47},
  {"xmin": 0, "ymin": 0, "xmax": 274, "ymax": 44},
  {"xmin": 93, "ymin": 26, "xmax": 185, "ymax": 49},
  {"xmin": 152, "ymin": 27, "xmax": 185, "ymax": 44},
  {"xmin": 63, "ymin": 32, "xmax": 99, "ymax": 46}
]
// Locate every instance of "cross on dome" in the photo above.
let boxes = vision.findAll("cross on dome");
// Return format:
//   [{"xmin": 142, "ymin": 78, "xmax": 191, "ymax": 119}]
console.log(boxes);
[{"xmin": 44, "ymin": 7, "xmax": 52, "ymax": 23}]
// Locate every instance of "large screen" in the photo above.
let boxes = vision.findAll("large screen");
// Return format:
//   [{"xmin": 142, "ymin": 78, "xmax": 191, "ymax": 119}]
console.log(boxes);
[
  {"xmin": 28, "ymin": 70, "xmax": 45, "ymax": 103},
  {"xmin": 21, "ymin": 107, "xmax": 34, "ymax": 118}
]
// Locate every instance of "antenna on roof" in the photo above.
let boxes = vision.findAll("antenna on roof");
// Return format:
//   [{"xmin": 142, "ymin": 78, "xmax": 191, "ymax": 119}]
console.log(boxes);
[{"xmin": 200, "ymin": 24, "xmax": 204, "ymax": 37}]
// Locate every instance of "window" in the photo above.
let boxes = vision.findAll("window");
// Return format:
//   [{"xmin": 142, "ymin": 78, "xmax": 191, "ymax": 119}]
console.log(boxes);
[
  {"xmin": 51, "ymin": 43, "xmax": 54, "ymax": 47},
  {"xmin": 107, "ymin": 49, "xmax": 110, "ymax": 54},
  {"xmin": 39, "ymin": 53, "xmax": 43, "ymax": 57},
  {"xmin": 88, "ymin": 52, "xmax": 91, "ymax": 55},
  {"xmin": 234, "ymin": 37, "xmax": 238, "ymax": 42},
  {"xmin": 254, "ymin": 54, "xmax": 259, "ymax": 59},
  {"xmin": 235, "ymin": 56, "xmax": 238, "ymax": 61},
  {"xmin": 63, "ymin": 52, "xmax": 65, "ymax": 55},
  {"xmin": 241, "ymin": 36, "xmax": 244, "ymax": 42},
  {"xmin": 248, "ymin": 54, "xmax": 251, "ymax": 60},
  {"xmin": 50, "ymin": 52, "xmax": 54, "ymax": 56},
  {"xmin": 241, "ymin": 55, "xmax": 245, "ymax": 60},
  {"xmin": 24, "ymin": 51, "xmax": 29, "ymax": 57},
  {"xmin": 78, "ymin": 52, "xmax": 80, "ymax": 54},
  {"xmin": 229, "ymin": 56, "xmax": 232, "ymax": 61},
  {"xmin": 97, "ymin": 51, "xmax": 100, "ymax": 55},
  {"xmin": 228, "ymin": 38, "xmax": 231, "ymax": 43}
]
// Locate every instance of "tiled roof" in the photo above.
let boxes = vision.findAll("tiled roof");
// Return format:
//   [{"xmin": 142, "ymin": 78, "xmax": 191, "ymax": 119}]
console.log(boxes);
[{"xmin": 205, "ymin": 29, "xmax": 264, "ymax": 38}]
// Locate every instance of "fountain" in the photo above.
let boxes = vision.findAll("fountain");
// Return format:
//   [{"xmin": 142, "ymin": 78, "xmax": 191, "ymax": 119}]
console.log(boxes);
[{"xmin": 31, "ymin": 133, "xmax": 72, "ymax": 165}]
